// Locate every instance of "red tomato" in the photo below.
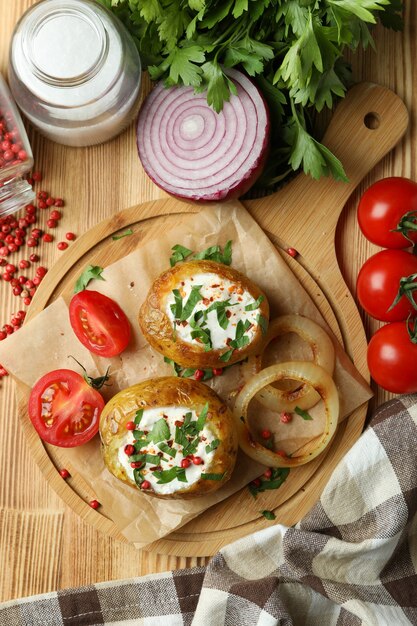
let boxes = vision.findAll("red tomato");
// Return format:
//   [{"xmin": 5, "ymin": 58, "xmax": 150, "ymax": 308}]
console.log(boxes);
[
  {"xmin": 28, "ymin": 369, "xmax": 104, "ymax": 447},
  {"xmin": 69, "ymin": 290, "xmax": 131, "ymax": 357},
  {"xmin": 367, "ymin": 321, "xmax": 417, "ymax": 394},
  {"xmin": 357, "ymin": 249, "xmax": 417, "ymax": 322},
  {"xmin": 358, "ymin": 177, "xmax": 417, "ymax": 248}
]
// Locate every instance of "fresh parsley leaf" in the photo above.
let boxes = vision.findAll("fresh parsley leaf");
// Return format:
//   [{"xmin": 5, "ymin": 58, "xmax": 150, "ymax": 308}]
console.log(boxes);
[
  {"xmin": 261, "ymin": 510, "xmax": 276, "ymax": 521},
  {"xmin": 74, "ymin": 265, "xmax": 105, "ymax": 293},
  {"xmin": 168, "ymin": 45, "xmax": 205, "ymax": 87},
  {"xmin": 170, "ymin": 244, "xmax": 193, "ymax": 267},
  {"xmin": 295, "ymin": 406, "xmax": 313, "ymax": 421},
  {"xmin": 112, "ymin": 229, "xmax": 133, "ymax": 240}
]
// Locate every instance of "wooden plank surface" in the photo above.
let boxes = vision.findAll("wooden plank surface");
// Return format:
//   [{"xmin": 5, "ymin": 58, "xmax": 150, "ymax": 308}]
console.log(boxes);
[{"xmin": 0, "ymin": 0, "xmax": 415, "ymax": 603}]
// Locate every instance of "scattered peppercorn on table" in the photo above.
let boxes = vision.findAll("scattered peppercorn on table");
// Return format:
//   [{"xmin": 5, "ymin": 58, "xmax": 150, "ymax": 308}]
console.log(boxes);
[{"xmin": 0, "ymin": 0, "xmax": 414, "ymax": 605}]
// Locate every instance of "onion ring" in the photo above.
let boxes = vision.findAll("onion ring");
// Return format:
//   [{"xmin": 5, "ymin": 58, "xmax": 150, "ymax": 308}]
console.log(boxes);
[
  {"xmin": 233, "ymin": 361, "xmax": 339, "ymax": 468},
  {"xmin": 256, "ymin": 315, "xmax": 335, "ymax": 412}
]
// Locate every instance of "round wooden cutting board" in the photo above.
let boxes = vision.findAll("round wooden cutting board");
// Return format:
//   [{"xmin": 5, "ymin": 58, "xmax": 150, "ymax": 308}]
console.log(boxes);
[{"xmin": 16, "ymin": 83, "xmax": 408, "ymax": 556}]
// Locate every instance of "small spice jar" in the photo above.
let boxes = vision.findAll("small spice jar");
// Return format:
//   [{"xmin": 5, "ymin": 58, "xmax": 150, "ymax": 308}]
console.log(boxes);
[
  {"xmin": 8, "ymin": 0, "xmax": 142, "ymax": 147},
  {"xmin": 0, "ymin": 72, "xmax": 34, "ymax": 217}
]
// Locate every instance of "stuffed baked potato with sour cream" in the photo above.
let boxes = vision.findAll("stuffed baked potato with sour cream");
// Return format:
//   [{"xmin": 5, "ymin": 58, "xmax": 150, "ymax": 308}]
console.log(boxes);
[
  {"xmin": 99, "ymin": 376, "xmax": 238, "ymax": 499},
  {"xmin": 139, "ymin": 260, "xmax": 269, "ymax": 369}
]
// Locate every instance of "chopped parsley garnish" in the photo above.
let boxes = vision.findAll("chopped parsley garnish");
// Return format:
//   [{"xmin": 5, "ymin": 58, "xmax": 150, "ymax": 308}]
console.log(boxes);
[
  {"xmin": 169, "ymin": 241, "xmax": 233, "ymax": 266},
  {"xmin": 195, "ymin": 403, "xmax": 209, "ymax": 431},
  {"xmin": 152, "ymin": 466, "xmax": 189, "ymax": 484},
  {"xmin": 157, "ymin": 442, "xmax": 177, "ymax": 458},
  {"xmin": 245, "ymin": 295, "xmax": 264, "ymax": 311},
  {"xmin": 74, "ymin": 265, "xmax": 105, "ymax": 293},
  {"xmin": 112, "ymin": 228, "xmax": 133, "ymax": 240},
  {"xmin": 164, "ymin": 358, "xmax": 215, "ymax": 381},
  {"xmin": 170, "ymin": 289, "xmax": 183, "ymax": 319},
  {"xmin": 189, "ymin": 313, "xmax": 212, "ymax": 350},
  {"xmin": 205, "ymin": 439, "xmax": 220, "ymax": 454},
  {"xmin": 193, "ymin": 240, "xmax": 232, "ymax": 265},
  {"xmin": 295, "ymin": 406, "xmax": 313, "ymax": 421},
  {"xmin": 154, "ymin": 466, "xmax": 185, "ymax": 484},
  {"xmin": 228, "ymin": 319, "xmax": 251, "ymax": 350},
  {"xmin": 170, "ymin": 244, "xmax": 193, "ymax": 267},
  {"xmin": 164, "ymin": 357, "xmax": 182, "ymax": 376},
  {"xmin": 147, "ymin": 418, "xmax": 170, "ymax": 443},
  {"xmin": 204, "ymin": 299, "xmax": 238, "ymax": 330},
  {"xmin": 257, "ymin": 314, "xmax": 268, "ymax": 335},
  {"xmin": 130, "ymin": 452, "xmax": 163, "ymax": 465},
  {"xmin": 261, "ymin": 510, "xmax": 276, "ymax": 521},
  {"xmin": 201, "ymin": 472, "xmax": 225, "ymax": 481},
  {"xmin": 249, "ymin": 468, "xmax": 290, "ymax": 497},
  {"xmin": 220, "ymin": 349, "xmax": 234, "ymax": 362},
  {"xmin": 180, "ymin": 285, "xmax": 203, "ymax": 321},
  {"xmin": 133, "ymin": 468, "xmax": 144, "ymax": 488}
]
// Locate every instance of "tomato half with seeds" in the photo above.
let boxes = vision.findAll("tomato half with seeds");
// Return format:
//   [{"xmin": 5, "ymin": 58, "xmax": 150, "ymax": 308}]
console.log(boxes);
[
  {"xmin": 69, "ymin": 290, "xmax": 131, "ymax": 357},
  {"xmin": 28, "ymin": 369, "xmax": 104, "ymax": 447}
]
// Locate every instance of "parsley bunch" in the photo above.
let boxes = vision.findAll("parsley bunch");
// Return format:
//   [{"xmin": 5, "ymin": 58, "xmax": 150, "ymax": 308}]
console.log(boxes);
[{"xmin": 99, "ymin": 0, "xmax": 402, "ymax": 186}]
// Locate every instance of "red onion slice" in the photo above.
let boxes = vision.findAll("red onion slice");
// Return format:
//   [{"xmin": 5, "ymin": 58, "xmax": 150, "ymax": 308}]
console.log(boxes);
[{"xmin": 136, "ymin": 69, "xmax": 270, "ymax": 202}]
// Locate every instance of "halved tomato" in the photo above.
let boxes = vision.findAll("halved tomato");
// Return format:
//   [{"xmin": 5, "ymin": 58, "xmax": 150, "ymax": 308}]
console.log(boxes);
[
  {"xmin": 28, "ymin": 369, "xmax": 104, "ymax": 447},
  {"xmin": 69, "ymin": 290, "xmax": 131, "ymax": 357}
]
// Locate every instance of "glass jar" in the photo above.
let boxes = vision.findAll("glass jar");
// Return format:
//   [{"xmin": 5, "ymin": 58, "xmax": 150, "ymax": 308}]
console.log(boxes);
[
  {"xmin": 8, "ymin": 0, "xmax": 142, "ymax": 147},
  {"xmin": 0, "ymin": 72, "xmax": 34, "ymax": 217}
]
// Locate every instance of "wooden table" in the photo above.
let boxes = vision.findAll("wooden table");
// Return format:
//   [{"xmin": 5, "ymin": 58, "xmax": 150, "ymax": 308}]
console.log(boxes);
[{"xmin": 0, "ymin": 0, "xmax": 415, "ymax": 604}]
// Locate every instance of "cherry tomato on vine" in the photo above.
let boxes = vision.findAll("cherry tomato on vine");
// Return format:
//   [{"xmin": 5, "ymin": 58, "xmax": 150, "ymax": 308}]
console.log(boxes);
[
  {"xmin": 357, "ymin": 249, "xmax": 417, "ymax": 322},
  {"xmin": 28, "ymin": 369, "xmax": 104, "ymax": 447},
  {"xmin": 367, "ymin": 320, "xmax": 417, "ymax": 394},
  {"xmin": 69, "ymin": 290, "xmax": 131, "ymax": 357},
  {"xmin": 357, "ymin": 177, "xmax": 417, "ymax": 248}
]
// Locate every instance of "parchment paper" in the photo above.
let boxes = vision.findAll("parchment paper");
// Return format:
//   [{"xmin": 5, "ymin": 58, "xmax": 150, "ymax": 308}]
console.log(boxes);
[{"xmin": 0, "ymin": 203, "xmax": 372, "ymax": 548}]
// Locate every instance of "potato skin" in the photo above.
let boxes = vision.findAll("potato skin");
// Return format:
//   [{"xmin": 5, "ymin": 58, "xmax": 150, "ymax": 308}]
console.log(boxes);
[
  {"xmin": 139, "ymin": 260, "xmax": 269, "ymax": 368},
  {"xmin": 99, "ymin": 376, "xmax": 238, "ymax": 499}
]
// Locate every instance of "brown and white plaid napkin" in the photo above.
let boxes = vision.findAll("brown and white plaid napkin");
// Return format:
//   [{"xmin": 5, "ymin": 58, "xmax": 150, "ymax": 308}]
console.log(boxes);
[{"xmin": 1, "ymin": 395, "xmax": 417, "ymax": 626}]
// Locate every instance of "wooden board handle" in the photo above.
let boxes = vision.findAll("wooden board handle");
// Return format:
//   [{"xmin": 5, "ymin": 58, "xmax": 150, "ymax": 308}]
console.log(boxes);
[{"xmin": 245, "ymin": 82, "xmax": 408, "ymax": 253}]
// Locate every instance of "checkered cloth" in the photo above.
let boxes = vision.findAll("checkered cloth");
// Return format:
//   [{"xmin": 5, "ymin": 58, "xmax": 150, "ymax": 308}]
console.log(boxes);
[{"xmin": 2, "ymin": 395, "xmax": 417, "ymax": 626}]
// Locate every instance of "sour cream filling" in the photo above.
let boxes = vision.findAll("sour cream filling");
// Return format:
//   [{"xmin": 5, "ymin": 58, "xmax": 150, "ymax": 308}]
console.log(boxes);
[
  {"xmin": 118, "ymin": 405, "xmax": 217, "ymax": 495},
  {"xmin": 165, "ymin": 272, "xmax": 261, "ymax": 350}
]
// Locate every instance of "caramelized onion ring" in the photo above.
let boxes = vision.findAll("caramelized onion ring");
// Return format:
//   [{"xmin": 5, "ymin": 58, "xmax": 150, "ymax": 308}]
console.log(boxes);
[
  {"xmin": 233, "ymin": 361, "xmax": 339, "ymax": 468},
  {"xmin": 256, "ymin": 315, "xmax": 335, "ymax": 412}
]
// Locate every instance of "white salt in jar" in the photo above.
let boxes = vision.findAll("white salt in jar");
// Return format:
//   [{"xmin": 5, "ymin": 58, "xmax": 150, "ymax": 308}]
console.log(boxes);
[{"xmin": 8, "ymin": 0, "xmax": 142, "ymax": 147}]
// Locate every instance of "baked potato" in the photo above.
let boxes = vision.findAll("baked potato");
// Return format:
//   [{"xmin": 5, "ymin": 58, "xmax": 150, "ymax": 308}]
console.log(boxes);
[
  {"xmin": 99, "ymin": 376, "xmax": 238, "ymax": 499},
  {"xmin": 139, "ymin": 260, "xmax": 269, "ymax": 369}
]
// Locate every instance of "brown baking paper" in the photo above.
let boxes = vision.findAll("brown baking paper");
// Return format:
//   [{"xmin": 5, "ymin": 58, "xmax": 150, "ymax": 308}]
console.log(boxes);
[{"xmin": 0, "ymin": 203, "xmax": 372, "ymax": 548}]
